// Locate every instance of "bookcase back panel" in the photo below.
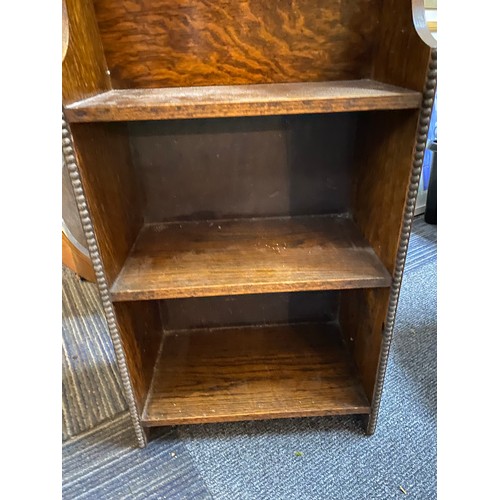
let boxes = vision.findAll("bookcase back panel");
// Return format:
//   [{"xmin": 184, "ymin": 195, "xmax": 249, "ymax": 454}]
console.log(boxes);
[
  {"xmin": 129, "ymin": 113, "xmax": 358, "ymax": 222},
  {"xmin": 93, "ymin": 0, "xmax": 382, "ymax": 88},
  {"xmin": 160, "ymin": 291, "xmax": 339, "ymax": 330}
]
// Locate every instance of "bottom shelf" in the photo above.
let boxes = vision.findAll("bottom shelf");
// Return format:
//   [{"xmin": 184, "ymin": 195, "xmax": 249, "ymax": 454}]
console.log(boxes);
[{"xmin": 142, "ymin": 323, "xmax": 370, "ymax": 426}]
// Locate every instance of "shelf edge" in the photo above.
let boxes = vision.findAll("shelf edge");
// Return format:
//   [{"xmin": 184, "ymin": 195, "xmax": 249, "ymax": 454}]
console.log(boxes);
[{"xmin": 65, "ymin": 80, "xmax": 422, "ymax": 122}]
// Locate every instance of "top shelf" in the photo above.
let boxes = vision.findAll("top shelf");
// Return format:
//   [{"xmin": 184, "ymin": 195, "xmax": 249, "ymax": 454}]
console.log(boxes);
[{"xmin": 65, "ymin": 79, "xmax": 421, "ymax": 122}]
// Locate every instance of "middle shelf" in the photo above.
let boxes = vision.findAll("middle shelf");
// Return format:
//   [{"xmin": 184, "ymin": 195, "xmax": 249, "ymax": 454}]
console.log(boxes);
[{"xmin": 110, "ymin": 215, "xmax": 392, "ymax": 302}]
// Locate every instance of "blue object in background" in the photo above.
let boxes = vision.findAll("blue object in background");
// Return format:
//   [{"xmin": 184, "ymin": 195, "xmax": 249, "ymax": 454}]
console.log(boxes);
[{"xmin": 421, "ymin": 92, "xmax": 437, "ymax": 190}]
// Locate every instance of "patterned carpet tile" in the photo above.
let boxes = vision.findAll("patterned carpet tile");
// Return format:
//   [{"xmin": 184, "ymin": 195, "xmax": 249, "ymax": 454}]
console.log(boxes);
[
  {"xmin": 62, "ymin": 267, "xmax": 126, "ymax": 440},
  {"xmin": 405, "ymin": 216, "xmax": 437, "ymax": 273},
  {"xmin": 63, "ymin": 413, "xmax": 212, "ymax": 500}
]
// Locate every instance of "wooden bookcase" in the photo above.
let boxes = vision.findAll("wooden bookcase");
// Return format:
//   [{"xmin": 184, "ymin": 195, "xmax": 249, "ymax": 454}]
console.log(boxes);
[{"xmin": 62, "ymin": 0, "xmax": 436, "ymax": 447}]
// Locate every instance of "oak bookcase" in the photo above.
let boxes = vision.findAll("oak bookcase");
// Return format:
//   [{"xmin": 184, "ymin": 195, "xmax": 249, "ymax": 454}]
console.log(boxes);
[{"xmin": 62, "ymin": 0, "xmax": 436, "ymax": 447}]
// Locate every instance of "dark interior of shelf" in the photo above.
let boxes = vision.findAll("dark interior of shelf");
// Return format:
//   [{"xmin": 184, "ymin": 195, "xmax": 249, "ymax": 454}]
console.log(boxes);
[
  {"xmin": 142, "ymin": 322, "xmax": 370, "ymax": 426},
  {"xmin": 85, "ymin": 112, "xmax": 396, "ymax": 302},
  {"xmin": 159, "ymin": 291, "xmax": 340, "ymax": 331},
  {"xmin": 65, "ymin": 79, "xmax": 421, "ymax": 122},
  {"xmin": 128, "ymin": 113, "xmax": 359, "ymax": 222},
  {"xmin": 110, "ymin": 215, "xmax": 391, "ymax": 301}
]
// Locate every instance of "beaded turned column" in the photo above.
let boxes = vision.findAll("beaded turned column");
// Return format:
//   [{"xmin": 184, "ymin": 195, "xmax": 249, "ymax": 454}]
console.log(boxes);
[
  {"xmin": 367, "ymin": 49, "xmax": 437, "ymax": 434},
  {"xmin": 62, "ymin": 114, "xmax": 147, "ymax": 448}
]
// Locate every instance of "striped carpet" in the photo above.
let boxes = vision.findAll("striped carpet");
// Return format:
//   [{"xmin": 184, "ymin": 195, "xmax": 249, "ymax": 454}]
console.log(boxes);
[
  {"xmin": 62, "ymin": 215, "xmax": 436, "ymax": 499},
  {"xmin": 62, "ymin": 266, "xmax": 126, "ymax": 440}
]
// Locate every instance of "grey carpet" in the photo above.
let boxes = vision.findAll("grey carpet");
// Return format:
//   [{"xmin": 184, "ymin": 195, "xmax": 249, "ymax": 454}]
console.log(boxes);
[
  {"xmin": 62, "ymin": 216, "xmax": 436, "ymax": 499},
  {"xmin": 405, "ymin": 216, "xmax": 436, "ymax": 273},
  {"xmin": 63, "ymin": 414, "xmax": 211, "ymax": 500},
  {"xmin": 62, "ymin": 266, "xmax": 126, "ymax": 440}
]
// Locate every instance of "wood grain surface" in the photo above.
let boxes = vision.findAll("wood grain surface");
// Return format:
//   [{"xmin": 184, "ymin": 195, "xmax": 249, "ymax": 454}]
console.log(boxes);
[
  {"xmin": 371, "ymin": 0, "xmax": 433, "ymax": 91},
  {"xmin": 342, "ymin": 111, "xmax": 422, "ymax": 402},
  {"xmin": 62, "ymin": 0, "xmax": 110, "ymax": 103},
  {"xmin": 62, "ymin": 232, "xmax": 95, "ymax": 282},
  {"xmin": 338, "ymin": 0, "xmax": 434, "ymax": 406},
  {"xmin": 352, "ymin": 110, "xmax": 422, "ymax": 272},
  {"xmin": 68, "ymin": 121, "xmax": 156, "ymax": 412},
  {"xmin": 129, "ymin": 113, "xmax": 357, "ymax": 223},
  {"xmin": 65, "ymin": 80, "xmax": 421, "ymax": 122},
  {"xmin": 339, "ymin": 287, "xmax": 391, "ymax": 402},
  {"xmin": 93, "ymin": 0, "xmax": 382, "ymax": 88},
  {"xmin": 69, "ymin": 122, "xmax": 143, "ymax": 284},
  {"xmin": 113, "ymin": 301, "xmax": 164, "ymax": 411},
  {"xmin": 142, "ymin": 323, "xmax": 370, "ymax": 425},
  {"xmin": 110, "ymin": 215, "xmax": 392, "ymax": 301}
]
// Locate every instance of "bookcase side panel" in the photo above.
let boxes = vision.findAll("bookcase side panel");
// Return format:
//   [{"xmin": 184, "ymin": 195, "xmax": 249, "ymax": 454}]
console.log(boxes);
[
  {"xmin": 340, "ymin": 109, "xmax": 421, "ymax": 418},
  {"xmin": 344, "ymin": 28, "xmax": 436, "ymax": 431},
  {"xmin": 63, "ymin": 0, "xmax": 111, "ymax": 104},
  {"xmin": 69, "ymin": 122, "xmax": 143, "ymax": 284},
  {"xmin": 113, "ymin": 301, "xmax": 164, "ymax": 412},
  {"xmin": 371, "ymin": 0, "xmax": 435, "ymax": 91},
  {"xmin": 63, "ymin": 118, "xmax": 148, "ymax": 447},
  {"xmin": 340, "ymin": 0, "xmax": 435, "ymax": 416}
]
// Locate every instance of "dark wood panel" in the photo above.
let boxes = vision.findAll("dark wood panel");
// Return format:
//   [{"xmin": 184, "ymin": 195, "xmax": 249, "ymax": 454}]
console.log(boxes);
[
  {"xmin": 65, "ymin": 80, "xmax": 421, "ymax": 122},
  {"xmin": 352, "ymin": 111, "xmax": 421, "ymax": 272},
  {"xmin": 161, "ymin": 291, "xmax": 339, "ymax": 330},
  {"xmin": 342, "ymin": 111, "xmax": 420, "ymax": 404},
  {"xmin": 69, "ymin": 122, "xmax": 143, "ymax": 284},
  {"xmin": 62, "ymin": 232, "xmax": 95, "ymax": 283},
  {"xmin": 129, "ymin": 114, "xmax": 357, "ymax": 222},
  {"xmin": 340, "ymin": 0, "xmax": 434, "ymax": 407},
  {"xmin": 93, "ymin": 0, "xmax": 382, "ymax": 88},
  {"xmin": 68, "ymin": 121, "xmax": 153, "ymax": 414},
  {"xmin": 113, "ymin": 301, "xmax": 164, "ymax": 411},
  {"xmin": 371, "ymin": 0, "xmax": 434, "ymax": 91},
  {"xmin": 142, "ymin": 323, "xmax": 370, "ymax": 425},
  {"xmin": 355, "ymin": 0, "xmax": 433, "ymax": 270},
  {"xmin": 62, "ymin": 0, "xmax": 110, "ymax": 103},
  {"xmin": 110, "ymin": 215, "xmax": 392, "ymax": 302},
  {"xmin": 339, "ymin": 287, "xmax": 390, "ymax": 402}
]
